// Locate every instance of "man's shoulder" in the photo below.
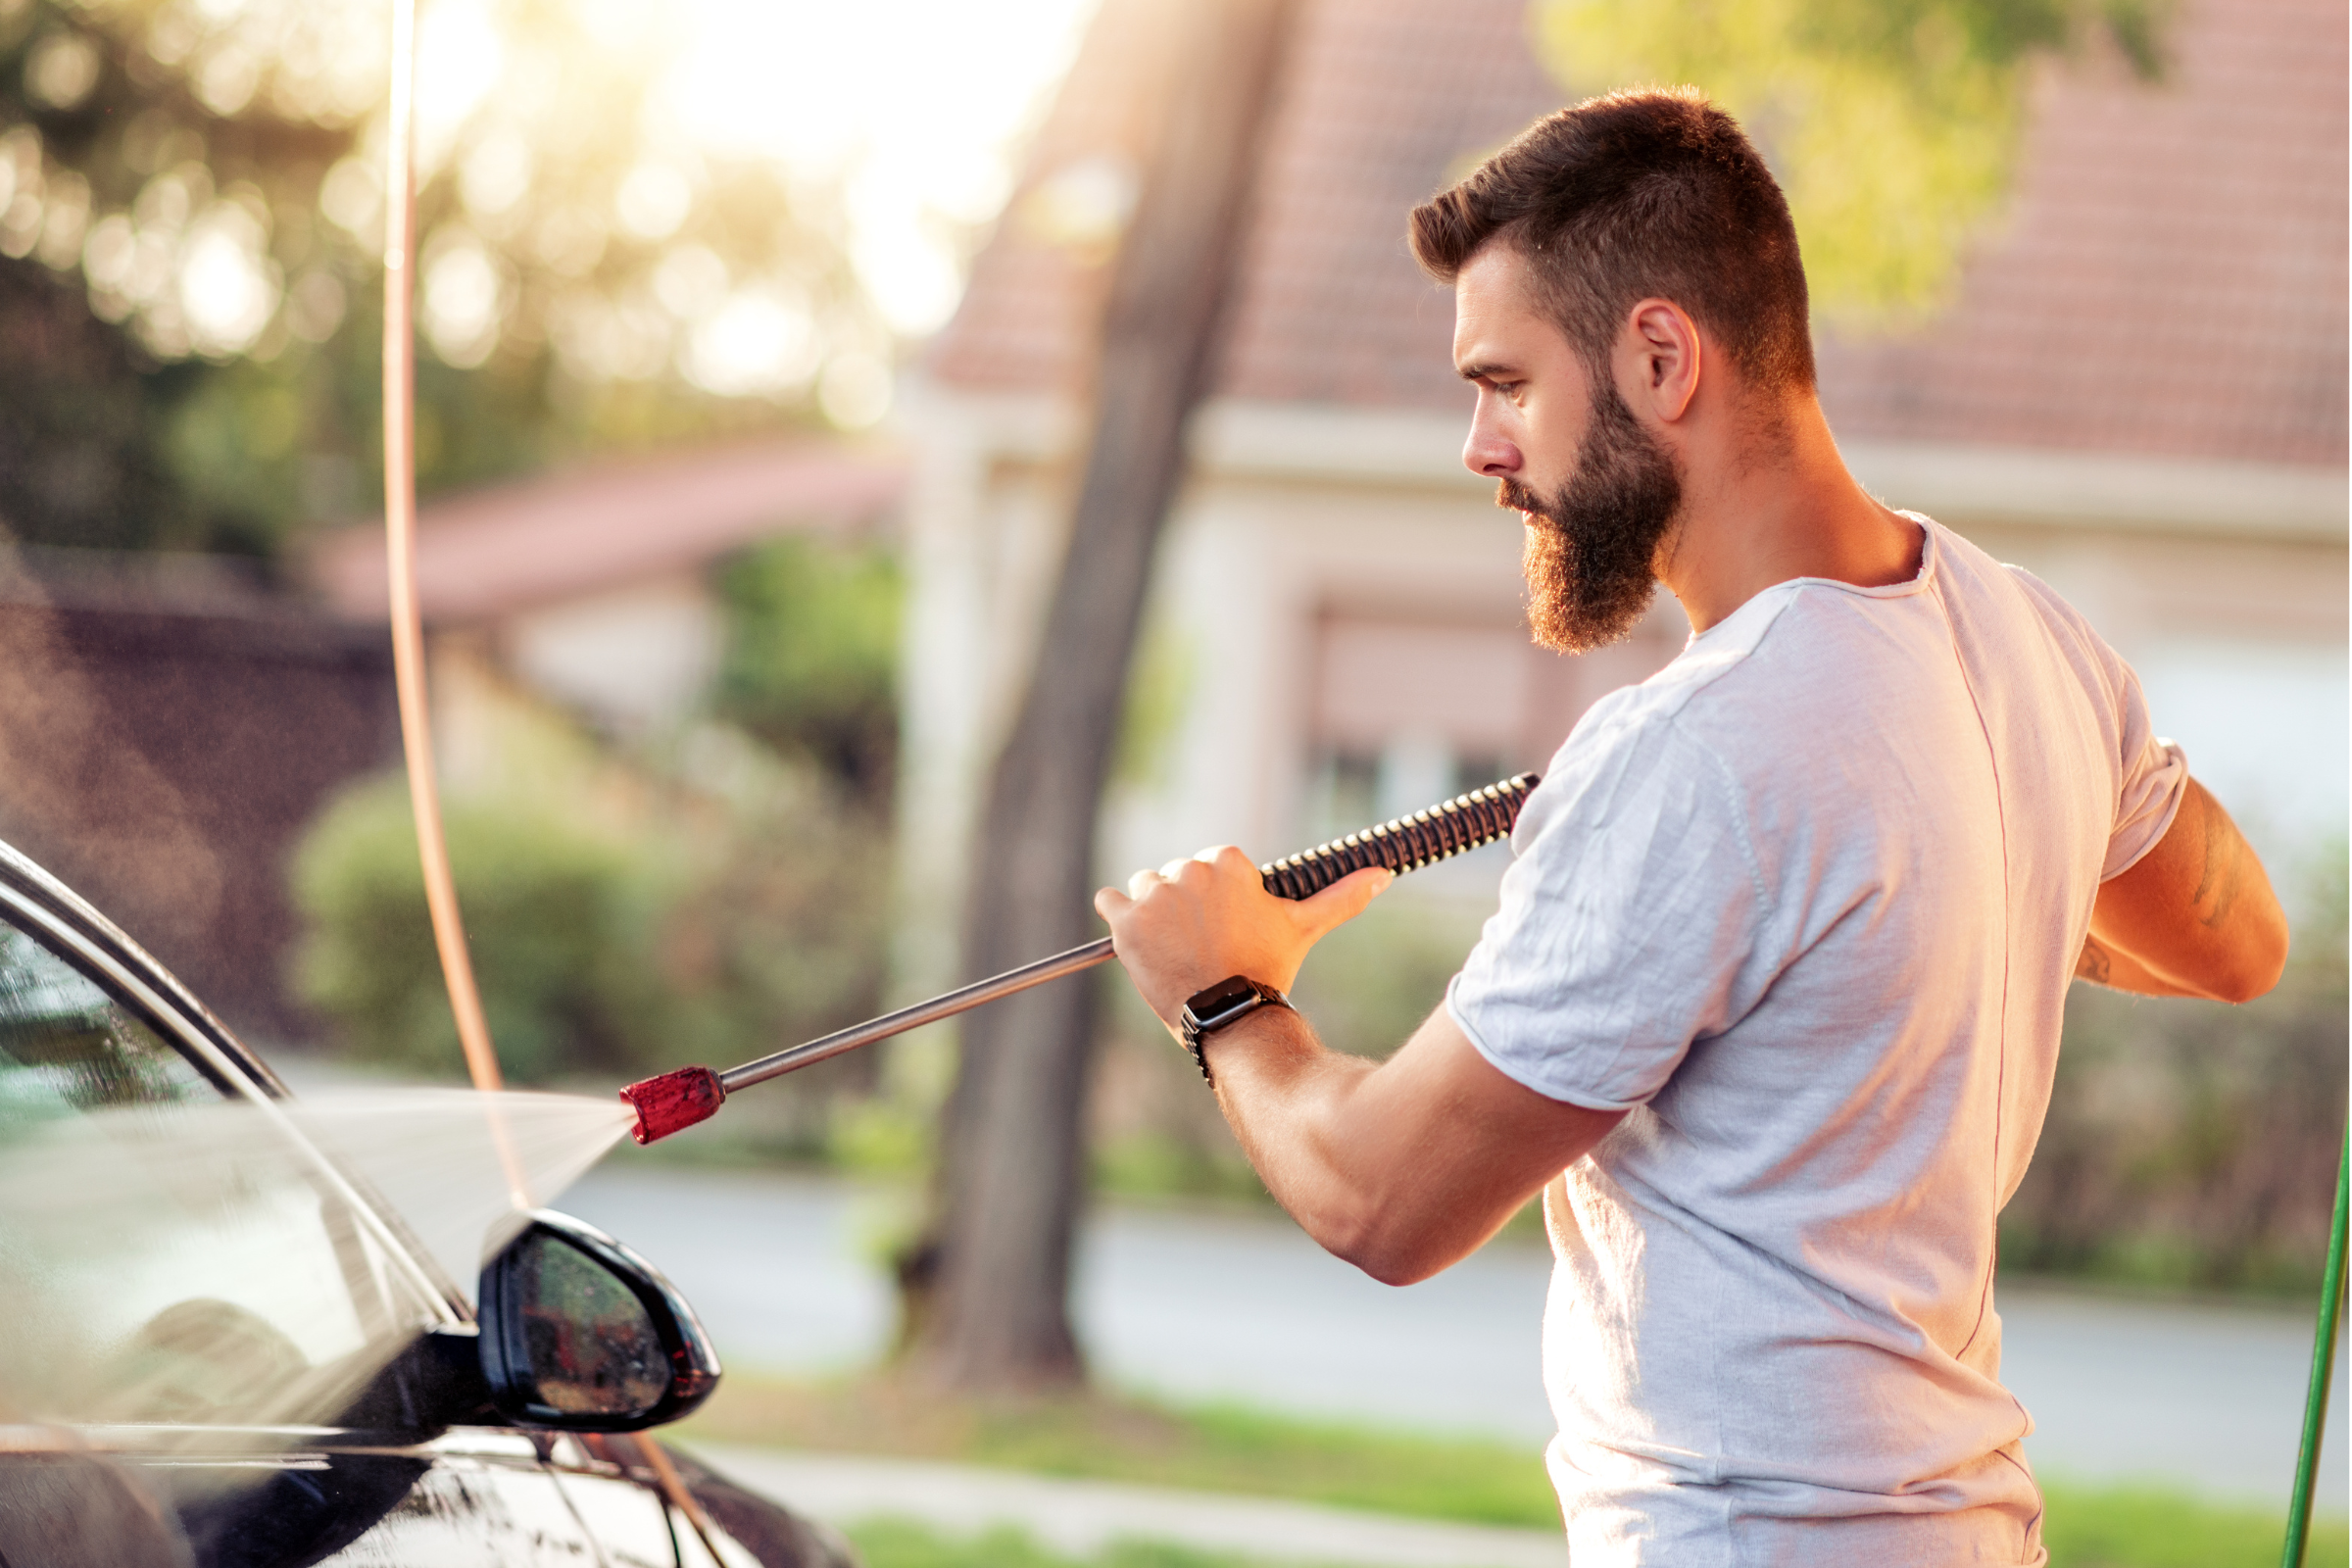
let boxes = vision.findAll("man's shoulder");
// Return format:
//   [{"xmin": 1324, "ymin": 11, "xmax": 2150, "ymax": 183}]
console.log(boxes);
[
  {"xmin": 1589, "ymin": 586, "xmax": 1800, "ymax": 734},
  {"xmin": 1577, "ymin": 575, "xmax": 1854, "ymax": 756},
  {"xmin": 1542, "ymin": 589, "xmax": 1802, "ymax": 808}
]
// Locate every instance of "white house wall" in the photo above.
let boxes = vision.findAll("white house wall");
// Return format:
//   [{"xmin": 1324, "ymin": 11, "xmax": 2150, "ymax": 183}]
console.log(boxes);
[{"xmin": 504, "ymin": 573, "xmax": 720, "ymax": 737}]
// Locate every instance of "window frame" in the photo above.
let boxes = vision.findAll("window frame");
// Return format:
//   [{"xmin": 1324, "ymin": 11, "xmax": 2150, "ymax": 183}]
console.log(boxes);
[{"xmin": 0, "ymin": 839, "xmax": 464, "ymax": 1336}]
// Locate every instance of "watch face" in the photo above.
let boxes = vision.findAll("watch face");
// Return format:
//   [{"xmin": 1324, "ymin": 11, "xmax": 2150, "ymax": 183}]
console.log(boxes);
[{"xmin": 1187, "ymin": 976, "xmax": 1260, "ymax": 1022}]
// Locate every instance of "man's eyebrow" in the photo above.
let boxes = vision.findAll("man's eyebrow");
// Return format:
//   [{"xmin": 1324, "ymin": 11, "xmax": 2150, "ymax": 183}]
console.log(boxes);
[{"xmin": 1456, "ymin": 360, "xmax": 1515, "ymax": 383}]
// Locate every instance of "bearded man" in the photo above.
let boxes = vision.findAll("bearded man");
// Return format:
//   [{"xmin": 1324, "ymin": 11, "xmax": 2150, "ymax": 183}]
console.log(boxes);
[{"xmin": 1095, "ymin": 88, "xmax": 2289, "ymax": 1565}]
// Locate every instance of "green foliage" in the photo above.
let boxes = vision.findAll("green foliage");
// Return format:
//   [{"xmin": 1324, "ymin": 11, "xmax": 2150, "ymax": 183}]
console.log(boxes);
[
  {"xmin": 1287, "ymin": 893, "xmax": 1489, "ymax": 1059},
  {"xmin": 846, "ymin": 1521, "xmax": 1270, "ymax": 1568},
  {"xmin": 289, "ymin": 774, "xmax": 658, "ymax": 1083},
  {"xmin": 846, "ymin": 1505, "xmax": 2347, "ymax": 1568},
  {"xmin": 1091, "ymin": 1129, "xmax": 1264, "ymax": 1205},
  {"xmin": 289, "ymin": 742, "xmax": 891, "ymax": 1088},
  {"xmin": 0, "ymin": 0, "xmax": 366, "ymax": 553},
  {"xmin": 687, "ymin": 1374, "xmax": 1561, "ymax": 1529},
  {"xmin": 2040, "ymin": 1478, "xmax": 2348, "ymax": 1567},
  {"xmin": 843, "ymin": 1501, "xmax": 2349, "ymax": 1568},
  {"xmin": 0, "ymin": 0, "xmax": 876, "ymax": 558},
  {"xmin": 696, "ymin": 1373, "xmax": 2344, "ymax": 1565},
  {"xmin": 827, "ymin": 1095, "xmax": 936, "ymax": 1176},
  {"xmin": 0, "ymin": 253, "xmax": 197, "ymax": 549},
  {"xmin": 647, "ymin": 762, "xmax": 893, "ymax": 1082},
  {"xmin": 2002, "ymin": 846, "xmax": 2349, "ymax": 1296},
  {"xmin": 1112, "ymin": 618, "xmax": 1195, "ymax": 790},
  {"xmin": 1531, "ymin": 0, "xmax": 2170, "ymax": 319},
  {"xmin": 713, "ymin": 536, "xmax": 903, "ymax": 798}
]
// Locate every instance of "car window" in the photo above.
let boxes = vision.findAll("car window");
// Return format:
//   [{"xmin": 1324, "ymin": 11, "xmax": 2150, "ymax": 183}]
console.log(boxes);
[{"xmin": 0, "ymin": 910, "xmax": 443, "ymax": 1429}]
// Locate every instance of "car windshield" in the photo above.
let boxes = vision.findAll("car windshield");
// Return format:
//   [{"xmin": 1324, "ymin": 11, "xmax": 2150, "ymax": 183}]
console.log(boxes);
[{"xmin": 0, "ymin": 909, "xmax": 444, "ymax": 1430}]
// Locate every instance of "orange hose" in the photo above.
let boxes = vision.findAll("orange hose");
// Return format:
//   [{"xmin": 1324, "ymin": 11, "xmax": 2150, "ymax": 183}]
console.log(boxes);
[
  {"xmin": 382, "ymin": 0, "xmax": 528, "ymax": 1209},
  {"xmin": 381, "ymin": 24, "xmax": 729, "ymax": 1546}
]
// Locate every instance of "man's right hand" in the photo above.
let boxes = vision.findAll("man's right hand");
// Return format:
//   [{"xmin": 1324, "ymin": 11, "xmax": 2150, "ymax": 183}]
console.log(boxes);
[
  {"xmin": 2076, "ymin": 777, "xmax": 2288, "ymax": 1002},
  {"xmin": 1094, "ymin": 847, "xmax": 1391, "ymax": 1033}
]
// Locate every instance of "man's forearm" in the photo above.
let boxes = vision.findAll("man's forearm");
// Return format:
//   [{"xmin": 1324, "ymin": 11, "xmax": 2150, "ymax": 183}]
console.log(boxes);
[
  {"xmin": 2074, "ymin": 932, "xmax": 2201, "ymax": 997},
  {"xmin": 1200, "ymin": 1003, "xmax": 1623, "ymax": 1286},
  {"xmin": 1093, "ymin": 848, "xmax": 1621, "ymax": 1286},
  {"xmin": 1199, "ymin": 1006, "xmax": 1398, "ymax": 1271},
  {"xmin": 2078, "ymin": 778, "xmax": 2287, "ymax": 1004}
]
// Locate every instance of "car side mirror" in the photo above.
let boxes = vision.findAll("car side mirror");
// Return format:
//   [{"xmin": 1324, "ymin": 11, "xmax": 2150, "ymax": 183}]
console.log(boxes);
[{"xmin": 475, "ymin": 1209, "xmax": 721, "ymax": 1432}]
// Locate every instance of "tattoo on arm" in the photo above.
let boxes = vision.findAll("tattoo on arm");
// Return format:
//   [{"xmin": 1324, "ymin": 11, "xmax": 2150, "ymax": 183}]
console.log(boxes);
[
  {"xmin": 2189, "ymin": 787, "xmax": 2245, "ymax": 931},
  {"xmin": 2076, "ymin": 936, "xmax": 2113, "ymax": 986}
]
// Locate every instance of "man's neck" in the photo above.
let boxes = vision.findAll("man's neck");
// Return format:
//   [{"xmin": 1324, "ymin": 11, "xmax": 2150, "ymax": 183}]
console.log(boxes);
[{"xmin": 1655, "ymin": 395, "xmax": 1920, "ymax": 636}]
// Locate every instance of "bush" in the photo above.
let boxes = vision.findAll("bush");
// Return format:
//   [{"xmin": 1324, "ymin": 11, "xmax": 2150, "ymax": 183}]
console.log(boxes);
[
  {"xmin": 290, "ymin": 744, "xmax": 891, "ymax": 1094},
  {"xmin": 1286, "ymin": 890, "xmax": 1491, "ymax": 1060},
  {"xmin": 2002, "ymin": 846, "xmax": 2349, "ymax": 1295},
  {"xmin": 290, "ymin": 775, "xmax": 659, "ymax": 1083},
  {"xmin": 713, "ymin": 535, "xmax": 901, "ymax": 799}
]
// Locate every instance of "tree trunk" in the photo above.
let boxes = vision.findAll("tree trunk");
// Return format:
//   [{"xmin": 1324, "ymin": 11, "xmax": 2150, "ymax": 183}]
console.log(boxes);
[{"xmin": 902, "ymin": 0, "xmax": 1300, "ymax": 1390}]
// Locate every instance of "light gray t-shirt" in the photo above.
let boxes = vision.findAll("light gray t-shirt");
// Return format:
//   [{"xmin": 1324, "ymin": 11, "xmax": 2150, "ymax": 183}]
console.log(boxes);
[{"xmin": 1447, "ymin": 517, "xmax": 2185, "ymax": 1567}]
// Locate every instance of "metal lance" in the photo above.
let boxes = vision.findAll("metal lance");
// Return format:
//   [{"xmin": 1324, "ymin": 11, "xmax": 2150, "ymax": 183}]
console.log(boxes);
[{"xmin": 619, "ymin": 773, "xmax": 1542, "ymax": 1144}]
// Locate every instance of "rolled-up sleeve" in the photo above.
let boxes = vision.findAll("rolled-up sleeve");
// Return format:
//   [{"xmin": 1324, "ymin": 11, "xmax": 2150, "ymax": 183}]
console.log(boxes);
[{"xmin": 2102, "ymin": 659, "xmax": 2187, "ymax": 881}]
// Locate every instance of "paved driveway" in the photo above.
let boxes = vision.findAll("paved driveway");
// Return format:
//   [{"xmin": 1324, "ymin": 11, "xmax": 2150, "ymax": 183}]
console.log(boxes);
[{"xmin": 564, "ymin": 1162, "xmax": 2346, "ymax": 1511}]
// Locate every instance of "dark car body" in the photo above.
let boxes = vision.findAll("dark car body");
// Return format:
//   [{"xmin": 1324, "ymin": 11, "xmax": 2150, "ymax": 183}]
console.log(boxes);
[{"xmin": 0, "ymin": 838, "xmax": 853, "ymax": 1568}]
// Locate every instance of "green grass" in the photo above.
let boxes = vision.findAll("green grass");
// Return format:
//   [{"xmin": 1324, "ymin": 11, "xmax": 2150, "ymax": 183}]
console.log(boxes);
[
  {"xmin": 687, "ymin": 1372, "xmax": 2345, "ymax": 1567},
  {"xmin": 843, "ymin": 1504, "xmax": 2349, "ymax": 1568},
  {"xmin": 684, "ymin": 1375, "xmax": 1557, "ymax": 1527},
  {"xmin": 845, "ymin": 1520, "xmax": 1284, "ymax": 1568},
  {"xmin": 2040, "ymin": 1479, "xmax": 2346, "ymax": 1568}
]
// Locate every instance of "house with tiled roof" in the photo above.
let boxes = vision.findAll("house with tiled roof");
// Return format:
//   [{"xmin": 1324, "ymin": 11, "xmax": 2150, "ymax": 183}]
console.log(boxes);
[
  {"xmin": 894, "ymin": 0, "xmax": 2347, "ymax": 987},
  {"xmin": 313, "ymin": 440, "xmax": 906, "ymax": 737}
]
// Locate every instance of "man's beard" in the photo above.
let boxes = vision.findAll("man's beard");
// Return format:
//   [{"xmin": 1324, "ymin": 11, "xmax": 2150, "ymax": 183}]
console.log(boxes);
[{"xmin": 1502, "ymin": 385, "xmax": 1684, "ymax": 654}]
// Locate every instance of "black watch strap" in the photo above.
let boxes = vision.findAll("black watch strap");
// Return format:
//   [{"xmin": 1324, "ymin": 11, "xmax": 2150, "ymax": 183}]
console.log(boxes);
[{"xmin": 1177, "ymin": 975, "xmax": 1292, "ymax": 1083}]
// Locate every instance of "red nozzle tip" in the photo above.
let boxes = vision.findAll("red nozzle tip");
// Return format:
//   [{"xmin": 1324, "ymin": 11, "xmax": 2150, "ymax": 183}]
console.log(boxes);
[{"xmin": 620, "ymin": 1065, "xmax": 726, "ymax": 1145}]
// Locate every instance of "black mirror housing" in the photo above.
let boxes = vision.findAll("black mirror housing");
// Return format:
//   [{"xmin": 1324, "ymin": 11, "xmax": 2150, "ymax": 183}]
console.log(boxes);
[{"xmin": 476, "ymin": 1210, "xmax": 721, "ymax": 1432}]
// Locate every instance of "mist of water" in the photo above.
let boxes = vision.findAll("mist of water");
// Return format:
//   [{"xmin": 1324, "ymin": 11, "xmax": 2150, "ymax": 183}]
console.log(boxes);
[
  {"xmin": 0, "ymin": 1086, "xmax": 634, "ymax": 1435},
  {"xmin": 277, "ymin": 1088, "xmax": 638, "ymax": 1296}
]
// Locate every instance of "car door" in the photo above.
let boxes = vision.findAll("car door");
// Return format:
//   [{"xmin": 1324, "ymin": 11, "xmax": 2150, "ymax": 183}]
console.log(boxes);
[{"xmin": 0, "ymin": 873, "xmax": 609, "ymax": 1567}]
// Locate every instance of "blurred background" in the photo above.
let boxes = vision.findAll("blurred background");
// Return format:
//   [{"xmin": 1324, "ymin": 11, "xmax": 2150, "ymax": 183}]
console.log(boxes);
[{"xmin": 0, "ymin": 0, "xmax": 2341, "ymax": 1560}]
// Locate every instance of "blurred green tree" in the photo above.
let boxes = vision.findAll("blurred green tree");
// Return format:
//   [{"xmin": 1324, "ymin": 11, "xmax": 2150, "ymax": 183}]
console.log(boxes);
[
  {"xmin": 291, "ymin": 773, "xmax": 655, "ymax": 1083},
  {"xmin": 2002, "ymin": 846, "xmax": 2348, "ymax": 1295},
  {"xmin": 713, "ymin": 535, "xmax": 903, "ymax": 800},
  {"xmin": 292, "ymin": 754, "xmax": 890, "ymax": 1089},
  {"xmin": 0, "ymin": 0, "xmax": 880, "ymax": 557},
  {"xmin": 1533, "ymin": 0, "xmax": 2168, "ymax": 319}
]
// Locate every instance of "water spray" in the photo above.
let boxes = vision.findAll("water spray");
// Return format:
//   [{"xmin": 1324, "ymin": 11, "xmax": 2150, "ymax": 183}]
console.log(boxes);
[{"xmin": 619, "ymin": 772, "xmax": 1542, "ymax": 1145}]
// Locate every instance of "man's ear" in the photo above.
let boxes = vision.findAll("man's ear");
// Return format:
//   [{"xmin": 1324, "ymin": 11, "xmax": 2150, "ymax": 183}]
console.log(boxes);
[{"xmin": 1619, "ymin": 298, "xmax": 1701, "ymax": 423}]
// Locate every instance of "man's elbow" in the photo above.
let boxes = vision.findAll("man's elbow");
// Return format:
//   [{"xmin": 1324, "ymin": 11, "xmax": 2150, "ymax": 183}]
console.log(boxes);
[
  {"xmin": 1333, "ymin": 1233, "xmax": 1446, "ymax": 1288},
  {"xmin": 1317, "ymin": 1203, "xmax": 1457, "ymax": 1288},
  {"xmin": 2209, "ymin": 925, "xmax": 2289, "ymax": 1004}
]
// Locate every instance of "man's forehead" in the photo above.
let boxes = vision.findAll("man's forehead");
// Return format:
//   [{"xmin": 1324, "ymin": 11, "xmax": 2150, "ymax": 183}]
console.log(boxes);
[{"xmin": 1451, "ymin": 246, "xmax": 1560, "ymax": 373}]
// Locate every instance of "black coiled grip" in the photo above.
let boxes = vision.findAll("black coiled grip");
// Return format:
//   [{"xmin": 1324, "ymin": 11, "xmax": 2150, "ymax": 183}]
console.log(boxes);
[{"xmin": 1258, "ymin": 772, "xmax": 1542, "ymax": 901}]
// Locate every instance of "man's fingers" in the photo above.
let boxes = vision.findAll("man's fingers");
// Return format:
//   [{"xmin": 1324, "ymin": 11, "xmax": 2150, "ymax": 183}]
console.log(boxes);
[
  {"xmin": 1127, "ymin": 868, "xmax": 1160, "ymax": 900},
  {"xmin": 1094, "ymin": 885, "xmax": 1131, "ymax": 922},
  {"xmin": 1296, "ymin": 864, "xmax": 1395, "ymax": 937}
]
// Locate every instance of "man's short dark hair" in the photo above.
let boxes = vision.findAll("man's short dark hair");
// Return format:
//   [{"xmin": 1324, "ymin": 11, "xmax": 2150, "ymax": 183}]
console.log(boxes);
[{"xmin": 1410, "ymin": 88, "xmax": 1815, "ymax": 394}]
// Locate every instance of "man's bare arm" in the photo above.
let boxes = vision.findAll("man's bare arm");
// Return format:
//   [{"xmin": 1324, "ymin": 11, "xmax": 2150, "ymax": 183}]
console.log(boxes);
[
  {"xmin": 2076, "ymin": 777, "xmax": 2287, "ymax": 1003},
  {"xmin": 1198, "ymin": 1001, "xmax": 1623, "ymax": 1285},
  {"xmin": 1095, "ymin": 848, "xmax": 1623, "ymax": 1286}
]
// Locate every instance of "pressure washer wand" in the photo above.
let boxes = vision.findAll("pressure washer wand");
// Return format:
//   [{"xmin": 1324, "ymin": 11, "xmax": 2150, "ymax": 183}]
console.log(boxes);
[{"xmin": 619, "ymin": 772, "xmax": 1542, "ymax": 1144}]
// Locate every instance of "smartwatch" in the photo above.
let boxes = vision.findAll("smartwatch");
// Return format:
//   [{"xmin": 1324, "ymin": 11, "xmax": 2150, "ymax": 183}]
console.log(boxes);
[{"xmin": 1177, "ymin": 975, "xmax": 1292, "ymax": 1083}]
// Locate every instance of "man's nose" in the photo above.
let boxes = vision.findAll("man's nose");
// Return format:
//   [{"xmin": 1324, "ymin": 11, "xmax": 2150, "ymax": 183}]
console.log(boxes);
[{"xmin": 1462, "ymin": 406, "xmax": 1520, "ymax": 479}]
